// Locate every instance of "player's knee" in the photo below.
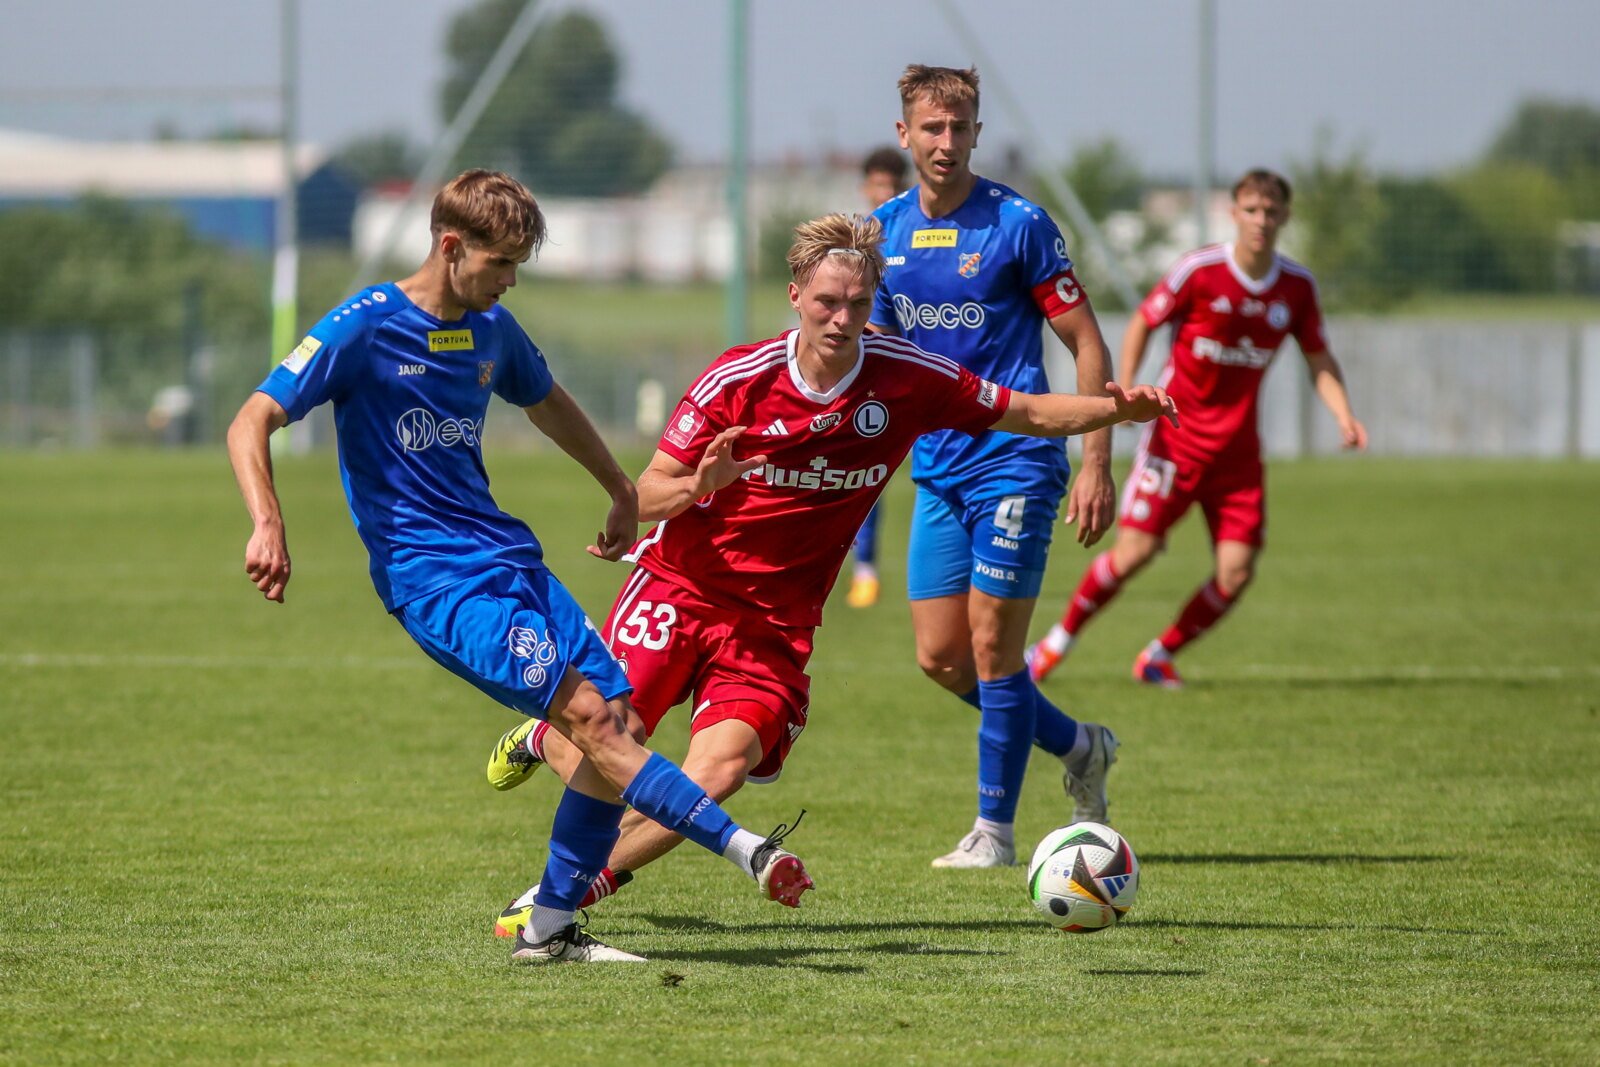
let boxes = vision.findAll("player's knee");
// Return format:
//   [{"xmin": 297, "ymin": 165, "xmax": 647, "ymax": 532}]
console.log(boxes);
[
  {"xmin": 917, "ymin": 646, "xmax": 974, "ymax": 690},
  {"xmin": 1217, "ymin": 562, "xmax": 1255, "ymax": 597},
  {"xmin": 694, "ymin": 756, "xmax": 751, "ymax": 802},
  {"xmin": 554, "ymin": 689, "xmax": 622, "ymax": 747}
]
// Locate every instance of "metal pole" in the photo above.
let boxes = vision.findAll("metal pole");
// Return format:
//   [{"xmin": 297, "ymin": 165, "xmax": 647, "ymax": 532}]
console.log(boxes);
[
  {"xmin": 725, "ymin": 0, "xmax": 750, "ymax": 345},
  {"xmin": 1195, "ymin": 0, "xmax": 1216, "ymax": 246},
  {"xmin": 349, "ymin": 0, "xmax": 549, "ymax": 290},
  {"xmin": 933, "ymin": 0, "xmax": 1140, "ymax": 309},
  {"xmin": 272, "ymin": 0, "xmax": 301, "ymax": 450},
  {"xmin": 70, "ymin": 334, "xmax": 98, "ymax": 449}
]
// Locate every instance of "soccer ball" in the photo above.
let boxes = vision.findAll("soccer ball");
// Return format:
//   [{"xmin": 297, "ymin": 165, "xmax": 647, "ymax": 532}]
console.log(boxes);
[{"xmin": 1027, "ymin": 821, "xmax": 1139, "ymax": 933}]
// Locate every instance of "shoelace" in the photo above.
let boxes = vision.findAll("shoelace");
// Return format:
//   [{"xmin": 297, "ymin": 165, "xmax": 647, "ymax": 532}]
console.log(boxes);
[{"xmin": 760, "ymin": 809, "xmax": 807, "ymax": 852}]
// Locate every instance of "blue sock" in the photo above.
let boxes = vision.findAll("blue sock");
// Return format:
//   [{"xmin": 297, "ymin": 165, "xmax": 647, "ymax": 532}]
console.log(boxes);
[
  {"xmin": 966, "ymin": 684, "xmax": 1078, "ymax": 756},
  {"xmin": 532, "ymin": 788, "xmax": 625, "ymax": 912},
  {"xmin": 622, "ymin": 752, "xmax": 740, "ymax": 855},
  {"xmin": 1032, "ymin": 685, "xmax": 1080, "ymax": 757},
  {"xmin": 975, "ymin": 669, "xmax": 1037, "ymax": 823}
]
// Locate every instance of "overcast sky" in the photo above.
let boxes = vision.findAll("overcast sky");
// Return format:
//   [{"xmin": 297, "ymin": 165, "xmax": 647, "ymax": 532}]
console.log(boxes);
[{"xmin": 5, "ymin": 0, "xmax": 1598, "ymax": 177}]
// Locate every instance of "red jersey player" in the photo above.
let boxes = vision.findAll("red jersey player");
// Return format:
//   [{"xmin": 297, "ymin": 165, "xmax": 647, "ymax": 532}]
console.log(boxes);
[
  {"xmin": 485, "ymin": 212, "xmax": 1176, "ymax": 931},
  {"xmin": 1029, "ymin": 169, "xmax": 1367, "ymax": 688}
]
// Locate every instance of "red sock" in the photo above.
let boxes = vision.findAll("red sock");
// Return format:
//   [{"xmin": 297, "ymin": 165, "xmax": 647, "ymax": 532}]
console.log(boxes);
[
  {"xmin": 528, "ymin": 720, "xmax": 551, "ymax": 762},
  {"xmin": 579, "ymin": 867, "xmax": 633, "ymax": 908},
  {"xmin": 1062, "ymin": 551, "xmax": 1124, "ymax": 635},
  {"xmin": 1159, "ymin": 580, "xmax": 1236, "ymax": 654}
]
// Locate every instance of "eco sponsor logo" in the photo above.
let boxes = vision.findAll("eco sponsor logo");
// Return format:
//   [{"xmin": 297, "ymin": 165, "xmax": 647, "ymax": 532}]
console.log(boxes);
[
  {"xmin": 427, "ymin": 329, "xmax": 474, "ymax": 352},
  {"xmin": 893, "ymin": 293, "xmax": 986, "ymax": 332},
  {"xmin": 396, "ymin": 407, "xmax": 484, "ymax": 452}
]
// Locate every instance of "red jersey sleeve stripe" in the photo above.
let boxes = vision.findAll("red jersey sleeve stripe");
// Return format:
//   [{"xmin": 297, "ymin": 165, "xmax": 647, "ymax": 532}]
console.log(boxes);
[
  {"xmin": 867, "ymin": 334, "xmax": 963, "ymax": 377},
  {"xmin": 689, "ymin": 341, "xmax": 789, "ymax": 406},
  {"xmin": 1165, "ymin": 245, "xmax": 1227, "ymax": 293}
]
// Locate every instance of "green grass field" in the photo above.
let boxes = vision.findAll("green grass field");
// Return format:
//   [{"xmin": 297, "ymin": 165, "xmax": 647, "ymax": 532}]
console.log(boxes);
[{"xmin": 2, "ymin": 451, "xmax": 1597, "ymax": 1064}]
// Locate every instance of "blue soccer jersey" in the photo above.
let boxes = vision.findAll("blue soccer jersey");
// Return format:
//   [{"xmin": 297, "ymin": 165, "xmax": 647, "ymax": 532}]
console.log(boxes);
[
  {"xmin": 871, "ymin": 177, "xmax": 1089, "ymax": 497},
  {"xmin": 256, "ymin": 283, "xmax": 555, "ymax": 611}
]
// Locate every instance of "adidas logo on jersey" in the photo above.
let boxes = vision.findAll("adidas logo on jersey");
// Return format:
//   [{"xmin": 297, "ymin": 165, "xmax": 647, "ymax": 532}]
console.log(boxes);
[
  {"xmin": 1211, "ymin": 296, "xmax": 1232, "ymax": 314},
  {"xmin": 761, "ymin": 420, "xmax": 790, "ymax": 437}
]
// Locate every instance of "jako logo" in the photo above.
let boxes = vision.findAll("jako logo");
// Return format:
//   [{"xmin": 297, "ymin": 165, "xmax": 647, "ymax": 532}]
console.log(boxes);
[
  {"xmin": 396, "ymin": 408, "xmax": 484, "ymax": 452},
  {"xmin": 893, "ymin": 294, "xmax": 986, "ymax": 331}
]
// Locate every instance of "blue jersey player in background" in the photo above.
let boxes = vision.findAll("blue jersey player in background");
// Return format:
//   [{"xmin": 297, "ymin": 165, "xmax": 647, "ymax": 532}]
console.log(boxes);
[
  {"xmin": 870, "ymin": 66, "xmax": 1122, "ymax": 868},
  {"xmin": 227, "ymin": 170, "xmax": 812, "ymax": 964}
]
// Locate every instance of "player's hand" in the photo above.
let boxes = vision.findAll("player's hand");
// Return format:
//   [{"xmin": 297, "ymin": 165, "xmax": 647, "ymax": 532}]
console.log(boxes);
[
  {"xmin": 1064, "ymin": 464, "xmax": 1115, "ymax": 547},
  {"xmin": 1108, "ymin": 381, "xmax": 1179, "ymax": 428},
  {"xmin": 244, "ymin": 522, "xmax": 291, "ymax": 603},
  {"xmin": 1340, "ymin": 417, "xmax": 1368, "ymax": 451},
  {"xmin": 589, "ymin": 485, "xmax": 640, "ymax": 561},
  {"xmin": 695, "ymin": 425, "xmax": 767, "ymax": 497}
]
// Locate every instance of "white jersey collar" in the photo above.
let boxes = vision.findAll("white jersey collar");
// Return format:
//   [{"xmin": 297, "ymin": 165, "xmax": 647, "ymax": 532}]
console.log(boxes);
[{"xmin": 786, "ymin": 329, "xmax": 864, "ymax": 405}]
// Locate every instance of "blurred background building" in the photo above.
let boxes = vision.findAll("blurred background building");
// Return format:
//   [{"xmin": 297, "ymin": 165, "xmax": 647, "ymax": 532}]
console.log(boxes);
[{"xmin": 1, "ymin": 0, "xmax": 1597, "ymax": 455}]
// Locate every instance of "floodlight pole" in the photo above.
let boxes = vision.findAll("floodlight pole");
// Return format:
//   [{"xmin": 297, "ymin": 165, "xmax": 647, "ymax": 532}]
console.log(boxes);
[
  {"xmin": 1195, "ymin": 0, "xmax": 1216, "ymax": 246},
  {"xmin": 272, "ymin": 0, "xmax": 301, "ymax": 450},
  {"xmin": 725, "ymin": 0, "xmax": 750, "ymax": 345}
]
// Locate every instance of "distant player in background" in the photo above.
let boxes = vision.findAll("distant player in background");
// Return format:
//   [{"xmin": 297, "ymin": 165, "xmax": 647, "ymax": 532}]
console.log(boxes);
[
  {"xmin": 1028, "ymin": 169, "xmax": 1367, "ymax": 688},
  {"xmin": 871, "ymin": 65, "xmax": 1123, "ymax": 869},
  {"xmin": 847, "ymin": 145, "xmax": 912, "ymax": 609},
  {"xmin": 227, "ymin": 170, "xmax": 812, "ymax": 966},
  {"xmin": 486, "ymin": 212, "xmax": 1176, "ymax": 935}
]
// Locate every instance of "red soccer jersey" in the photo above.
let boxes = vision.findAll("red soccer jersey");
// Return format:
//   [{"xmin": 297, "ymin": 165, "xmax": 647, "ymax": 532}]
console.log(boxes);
[
  {"xmin": 1139, "ymin": 244, "xmax": 1326, "ymax": 461},
  {"xmin": 631, "ymin": 329, "xmax": 1010, "ymax": 627}
]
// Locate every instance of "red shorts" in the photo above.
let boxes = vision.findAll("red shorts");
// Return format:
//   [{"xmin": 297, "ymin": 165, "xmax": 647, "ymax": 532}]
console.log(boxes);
[
  {"xmin": 1119, "ymin": 437, "xmax": 1266, "ymax": 547},
  {"xmin": 601, "ymin": 567, "xmax": 812, "ymax": 782}
]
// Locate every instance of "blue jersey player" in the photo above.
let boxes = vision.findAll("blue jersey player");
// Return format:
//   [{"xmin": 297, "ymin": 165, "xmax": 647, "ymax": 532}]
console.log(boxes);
[
  {"xmin": 870, "ymin": 67, "xmax": 1122, "ymax": 867},
  {"xmin": 227, "ymin": 170, "xmax": 812, "ymax": 963}
]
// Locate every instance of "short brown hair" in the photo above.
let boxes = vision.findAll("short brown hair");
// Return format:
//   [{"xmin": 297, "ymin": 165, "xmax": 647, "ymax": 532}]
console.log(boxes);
[
  {"xmin": 861, "ymin": 145, "xmax": 908, "ymax": 182},
  {"xmin": 897, "ymin": 64, "xmax": 980, "ymax": 118},
  {"xmin": 1232, "ymin": 168, "xmax": 1292, "ymax": 205},
  {"xmin": 430, "ymin": 169, "xmax": 547, "ymax": 254},
  {"xmin": 788, "ymin": 213, "xmax": 886, "ymax": 291}
]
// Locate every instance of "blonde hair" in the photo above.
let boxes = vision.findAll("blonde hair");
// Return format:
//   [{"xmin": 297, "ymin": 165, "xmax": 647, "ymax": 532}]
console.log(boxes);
[
  {"xmin": 430, "ymin": 169, "xmax": 546, "ymax": 254},
  {"xmin": 897, "ymin": 64, "xmax": 980, "ymax": 118},
  {"xmin": 787, "ymin": 213, "xmax": 886, "ymax": 290}
]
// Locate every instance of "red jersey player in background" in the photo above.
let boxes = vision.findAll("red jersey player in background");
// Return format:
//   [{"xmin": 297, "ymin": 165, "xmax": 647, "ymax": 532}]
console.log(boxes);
[
  {"xmin": 485, "ymin": 212, "xmax": 1176, "ymax": 933},
  {"xmin": 1028, "ymin": 169, "xmax": 1366, "ymax": 689}
]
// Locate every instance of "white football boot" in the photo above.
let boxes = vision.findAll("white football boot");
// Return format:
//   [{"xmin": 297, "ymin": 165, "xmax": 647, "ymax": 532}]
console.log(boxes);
[
  {"xmin": 931, "ymin": 827, "xmax": 1017, "ymax": 868},
  {"xmin": 510, "ymin": 921, "xmax": 646, "ymax": 964},
  {"xmin": 1063, "ymin": 723, "xmax": 1119, "ymax": 825}
]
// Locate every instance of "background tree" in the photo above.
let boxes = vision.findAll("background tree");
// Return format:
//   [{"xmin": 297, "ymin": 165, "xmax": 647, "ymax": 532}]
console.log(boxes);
[
  {"xmin": 1289, "ymin": 131, "xmax": 1389, "ymax": 308},
  {"xmin": 439, "ymin": 4, "xmax": 671, "ymax": 196},
  {"xmin": 333, "ymin": 131, "xmax": 424, "ymax": 187}
]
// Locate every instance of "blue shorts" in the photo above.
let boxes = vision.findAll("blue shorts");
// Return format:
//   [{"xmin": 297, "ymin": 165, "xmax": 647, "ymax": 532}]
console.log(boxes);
[
  {"xmin": 906, "ymin": 485, "xmax": 1061, "ymax": 601},
  {"xmin": 397, "ymin": 565, "xmax": 631, "ymax": 718}
]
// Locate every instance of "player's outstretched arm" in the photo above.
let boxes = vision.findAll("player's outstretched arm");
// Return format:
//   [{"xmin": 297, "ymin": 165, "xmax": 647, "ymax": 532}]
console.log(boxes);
[
  {"xmin": 227, "ymin": 392, "xmax": 293, "ymax": 603},
  {"xmin": 994, "ymin": 382, "xmax": 1178, "ymax": 438},
  {"xmin": 523, "ymin": 383, "xmax": 638, "ymax": 560},
  {"xmin": 1305, "ymin": 351, "xmax": 1367, "ymax": 450},
  {"xmin": 636, "ymin": 427, "xmax": 768, "ymax": 523}
]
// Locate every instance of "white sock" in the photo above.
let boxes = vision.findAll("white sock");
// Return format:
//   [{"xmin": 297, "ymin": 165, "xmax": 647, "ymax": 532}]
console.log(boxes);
[
  {"xmin": 723, "ymin": 828, "xmax": 767, "ymax": 880},
  {"xmin": 1043, "ymin": 623, "xmax": 1074, "ymax": 655},
  {"xmin": 511, "ymin": 883, "xmax": 541, "ymax": 910},
  {"xmin": 1145, "ymin": 639, "xmax": 1171, "ymax": 660},
  {"xmin": 527, "ymin": 904, "xmax": 574, "ymax": 943},
  {"xmin": 854, "ymin": 561, "xmax": 877, "ymax": 582},
  {"xmin": 973, "ymin": 817, "xmax": 1014, "ymax": 848}
]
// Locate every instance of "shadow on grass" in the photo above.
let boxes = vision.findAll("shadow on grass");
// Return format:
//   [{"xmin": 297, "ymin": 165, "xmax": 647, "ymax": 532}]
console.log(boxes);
[
  {"xmin": 1134, "ymin": 918, "xmax": 1485, "ymax": 936},
  {"xmin": 645, "ymin": 940, "xmax": 996, "ymax": 971},
  {"xmin": 639, "ymin": 914, "xmax": 1040, "ymax": 936},
  {"xmin": 1084, "ymin": 968, "xmax": 1206, "ymax": 977},
  {"xmin": 1143, "ymin": 853, "xmax": 1452, "ymax": 866}
]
